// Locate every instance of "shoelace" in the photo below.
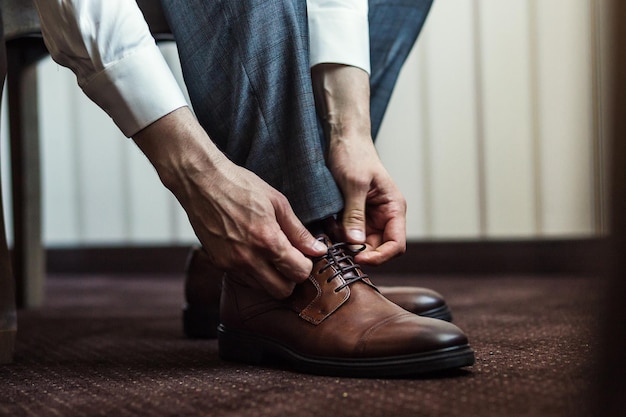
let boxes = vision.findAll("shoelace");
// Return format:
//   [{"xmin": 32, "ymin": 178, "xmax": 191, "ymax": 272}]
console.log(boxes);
[{"xmin": 316, "ymin": 241, "xmax": 369, "ymax": 292}]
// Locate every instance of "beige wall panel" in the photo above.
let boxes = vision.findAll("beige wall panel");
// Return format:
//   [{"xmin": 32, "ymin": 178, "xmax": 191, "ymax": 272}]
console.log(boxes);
[
  {"xmin": 377, "ymin": 46, "xmax": 428, "ymax": 240},
  {"xmin": 535, "ymin": 0, "xmax": 595, "ymax": 236},
  {"xmin": 39, "ymin": 67, "xmax": 131, "ymax": 245},
  {"xmin": 38, "ymin": 58, "xmax": 82, "ymax": 245},
  {"xmin": 127, "ymin": 143, "xmax": 179, "ymax": 243},
  {"xmin": 422, "ymin": 1, "xmax": 482, "ymax": 238},
  {"xmin": 72, "ymin": 84, "xmax": 129, "ymax": 243},
  {"xmin": 478, "ymin": 0, "xmax": 537, "ymax": 237}
]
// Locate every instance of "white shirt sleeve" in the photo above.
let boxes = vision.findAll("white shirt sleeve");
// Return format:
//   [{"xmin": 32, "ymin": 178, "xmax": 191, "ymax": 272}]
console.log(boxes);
[
  {"xmin": 33, "ymin": 0, "xmax": 188, "ymax": 137},
  {"xmin": 306, "ymin": 0, "xmax": 370, "ymax": 74}
]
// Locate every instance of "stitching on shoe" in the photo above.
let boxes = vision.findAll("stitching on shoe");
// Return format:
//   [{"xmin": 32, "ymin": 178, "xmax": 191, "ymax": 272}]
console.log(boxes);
[{"xmin": 298, "ymin": 265, "xmax": 350, "ymax": 325}]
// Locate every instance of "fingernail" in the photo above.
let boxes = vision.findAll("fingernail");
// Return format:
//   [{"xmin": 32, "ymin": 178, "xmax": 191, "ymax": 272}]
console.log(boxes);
[
  {"xmin": 313, "ymin": 240, "xmax": 327, "ymax": 252},
  {"xmin": 348, "ymin": 229, "xmax": 365, "ymax": 242}
]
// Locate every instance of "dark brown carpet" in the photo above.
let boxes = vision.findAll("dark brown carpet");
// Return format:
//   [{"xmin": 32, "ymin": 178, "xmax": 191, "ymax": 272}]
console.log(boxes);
[{"xmin": 0, "ymin": 273, "xmax": 602, "ymax": 417}]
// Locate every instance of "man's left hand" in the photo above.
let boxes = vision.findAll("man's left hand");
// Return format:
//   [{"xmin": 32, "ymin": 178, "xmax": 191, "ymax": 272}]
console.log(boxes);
[{"xmin": 312, "ymin": 63, "xmax": 407, "ymax": 265}]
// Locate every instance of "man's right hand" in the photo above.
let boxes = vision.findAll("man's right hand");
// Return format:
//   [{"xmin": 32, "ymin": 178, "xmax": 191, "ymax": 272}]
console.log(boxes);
[{"xmin": 133, "ymin": 107, "xmax": 327, "ymax": 299}]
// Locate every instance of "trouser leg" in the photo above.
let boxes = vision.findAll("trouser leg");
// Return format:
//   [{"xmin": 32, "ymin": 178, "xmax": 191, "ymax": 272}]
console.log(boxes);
[
  {"xmin": 161, "ymin": 0, "xmax": 343, "ymax": 224},
  {"xmin": 368, "ymin": 0, "xmax": 434, "ymax": 139},
  {"xmin": 161, "ymin": 0, "xmax": 433, "ymax": 223}
]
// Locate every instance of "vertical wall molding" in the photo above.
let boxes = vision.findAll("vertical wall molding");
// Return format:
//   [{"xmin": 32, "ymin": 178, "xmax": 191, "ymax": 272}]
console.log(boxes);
[
  {"xmin": 590, "ymin": 0, "xmax": 609, "ymax": 234},
  {"xmin": 68, "ymin": 78, "xmax": 84, "ymax": 242},
  {"xmin": 527, "ymin": 0, "xmax": 544, "ymax": 236},
  {"xmin": 418, "ymin": 36, "xmax": 433, "ymax": 238},
  {"xmin": 471, "ymin": 0, "xmax": 488, "ymax": 237}
]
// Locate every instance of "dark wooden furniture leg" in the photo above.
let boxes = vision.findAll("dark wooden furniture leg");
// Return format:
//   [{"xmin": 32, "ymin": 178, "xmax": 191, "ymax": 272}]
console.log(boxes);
[
  {"xmin": 0, "ymin": 13, "xmax": 17, "ymax": 365},
  {"xmin": 7, "ymin": 38, "xmax": 47, "ymax": 308},
  {"xmin": 595, "ymin": 0, "xmax": 626, "ymax": 414}
]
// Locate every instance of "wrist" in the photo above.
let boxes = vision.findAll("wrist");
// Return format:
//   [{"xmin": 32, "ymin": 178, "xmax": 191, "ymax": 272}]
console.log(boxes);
[
  {"xmin": 132, "ymin": 107, "xmax": 226, "ymax": 194},
  {"xmin": 311, "ymin": 63, "xmax": 372, "ymax": 142}
]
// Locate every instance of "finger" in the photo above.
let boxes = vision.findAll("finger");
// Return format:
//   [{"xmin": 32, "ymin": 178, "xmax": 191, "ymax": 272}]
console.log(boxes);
[
  {"xmin": 256, "ymin": 210, "xmax": 316, "ymax": 284},
  {"xmin": 273, "ymin": 196, "xmax": 328, "ymax": 256},
  {"xmin": 382, "ymin": 211, "xmax": 407, "ymax": 250},
  {"xmin": 248, "ymin": 259, "xmax": 298, "ymax": 299},
  {"xmin": 357, "ymin": 217, "xmax": 406, "ymax": 265},
  {"xmin": 342, "ymin": 185, "xmax": 368, "ymax": 244},
  {"xmin": 266, "ymin": 234, "xmax": 314, "ymax": 284},
  {"xmin": 356, "ymin": 240, "xmax": 405, "ymax": 265}
]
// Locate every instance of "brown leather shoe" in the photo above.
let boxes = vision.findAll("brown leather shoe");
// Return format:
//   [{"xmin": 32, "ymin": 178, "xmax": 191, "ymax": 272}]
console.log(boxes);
[
  {"xmin": 217, "ymin": 237, "xmax": 474, "ymax": 377},
  {"xmin": 183, "ymin": 247, "xmax": 452, "ymax": 339},
  {"xmin": 183, "ymin": 248, "xmax": 223, "ymax": 339}
]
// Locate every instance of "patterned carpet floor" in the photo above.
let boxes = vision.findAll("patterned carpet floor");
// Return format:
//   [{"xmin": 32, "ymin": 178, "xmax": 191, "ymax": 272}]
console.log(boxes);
[{"xmin": 0, "ymin": 273, "xmax": 603, "ymax": 417}]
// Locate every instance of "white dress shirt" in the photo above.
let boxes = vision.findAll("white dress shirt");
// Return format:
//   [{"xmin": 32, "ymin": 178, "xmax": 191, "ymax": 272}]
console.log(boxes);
[{"xmin": 33, "ymin": 0, "xmax": 369, "ymax": 138}]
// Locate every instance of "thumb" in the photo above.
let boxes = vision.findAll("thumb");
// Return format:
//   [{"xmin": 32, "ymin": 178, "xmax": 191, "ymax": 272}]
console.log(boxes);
[{"xmin": 342, "ymin": 188, "xmax": 367, "ymax": 244}]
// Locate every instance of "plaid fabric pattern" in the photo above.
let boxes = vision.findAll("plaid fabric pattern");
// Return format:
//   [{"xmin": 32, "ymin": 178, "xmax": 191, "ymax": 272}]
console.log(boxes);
[
  {"xmin": 369, "ymin": 0, "xmax": 433, "ymax": 138},
  {"xmin": 161, "ymin": 0, "xmax": 432, "ymax": 223}
]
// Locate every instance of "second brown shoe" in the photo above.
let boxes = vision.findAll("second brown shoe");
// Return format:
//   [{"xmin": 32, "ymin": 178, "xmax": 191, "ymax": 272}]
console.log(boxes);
[
  {"xmin": 183, "ymin": 246, "xmax": 453, "ymax": 339},
  {"xmin": 217, "ymin": 236, "xmax": 474, "ymax": 377}
]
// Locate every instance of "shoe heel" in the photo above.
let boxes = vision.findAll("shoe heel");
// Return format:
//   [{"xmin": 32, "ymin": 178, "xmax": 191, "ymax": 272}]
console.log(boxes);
[
  {"xmin": 218, "ymin": 325, "xmax": 265, "ymax": 365},
  {"xmin": 182, "ymin": 304, "xmax": 220, "ymax": 339}
]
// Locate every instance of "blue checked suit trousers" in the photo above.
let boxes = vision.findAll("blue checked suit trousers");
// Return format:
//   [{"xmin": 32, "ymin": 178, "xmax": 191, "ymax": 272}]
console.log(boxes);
[{"xmin": 160, "ymin": 0, "xmax": 433, "ymax": 224}]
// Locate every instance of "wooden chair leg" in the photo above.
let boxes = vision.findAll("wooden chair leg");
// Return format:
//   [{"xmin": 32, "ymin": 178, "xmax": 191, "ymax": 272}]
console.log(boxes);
[
  {"xmin": 0, "ymin": 190, "xmax": 17, "ymax": 364},
  {"xmin": 7, "ymin": 39, "xmax": 47, "ymax": 308},
  {"xmin": 595, "ymin": 1, "xmax": 626, "ymax": 414}
]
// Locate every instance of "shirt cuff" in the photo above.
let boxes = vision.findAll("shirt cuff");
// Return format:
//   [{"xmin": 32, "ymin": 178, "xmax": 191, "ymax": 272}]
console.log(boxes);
[
  {"xmin": 80, "ymin": 44, "xmax": 188, "ymax": 137},
  {"xmin": 308, "ymin": 8, "xmax": 370, "ymax": 74}
]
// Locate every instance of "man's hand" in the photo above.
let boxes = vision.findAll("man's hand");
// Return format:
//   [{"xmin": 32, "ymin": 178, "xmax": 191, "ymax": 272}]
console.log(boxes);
[
  {"xmin": 327, "ymin": 135, "xmax": 407, "ymax": 265},
  {"xmin": 133, "ymin": 107, "xmax": 327, "ymax": 298},
  {"xmin": 312, "ymin": 64, "xmax": 407, "ymax": 265}
]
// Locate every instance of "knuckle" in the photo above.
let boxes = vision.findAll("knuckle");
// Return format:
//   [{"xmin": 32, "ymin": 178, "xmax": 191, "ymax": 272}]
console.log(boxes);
[
  {"xmin": 347, "ymin": 175, "xmax": 370, "ymax": 192},
  {"xmin": 344, "ymin": 208, "xmax": 366, "ymax": 224},
  {"xmin": 294, "ymin": 225, "xmax": 313, "ymax": 244},
  {"xmin": 269, "ymin": 248, "xmax": 288, "ymax": 266},
  {"xmin": 271, "ymin": 192, "xmax": 291, "ymax": 213},
  {"xmin": 261, "ymin": 232, "xmax": 286, "ymax": 254}
]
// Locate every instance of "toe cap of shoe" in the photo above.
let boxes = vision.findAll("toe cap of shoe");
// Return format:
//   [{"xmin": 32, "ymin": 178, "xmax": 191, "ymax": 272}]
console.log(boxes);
[{"xmin": 356, "ymin": 313, "xmax": 469, "ymax": 357}]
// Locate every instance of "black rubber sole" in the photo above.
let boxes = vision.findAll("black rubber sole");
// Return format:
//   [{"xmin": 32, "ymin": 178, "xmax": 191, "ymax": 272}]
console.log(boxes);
[
  {"xmin": 184, "ymin": 303, "xmax": 453, "ymax": 340},
  {"xmin": 419, "ymin": 305, "xmax": 453, "ymax": 322},
  {"xmin": 217, "ymin": 325, "xmax": 475, "ymax": 378}
]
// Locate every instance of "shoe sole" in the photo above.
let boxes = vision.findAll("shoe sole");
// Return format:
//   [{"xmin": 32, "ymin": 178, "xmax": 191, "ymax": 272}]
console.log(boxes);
[
  {"xmin": 217, "ymin": 324, "xmax": 475, "ymax": 378},
  {"xmin": 419, "ymin": 305, "xmax": 453, "ymax": 322},
  {"xmin": 184, "ymin": 304, "xmax": 453, "ymax": 340}
]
